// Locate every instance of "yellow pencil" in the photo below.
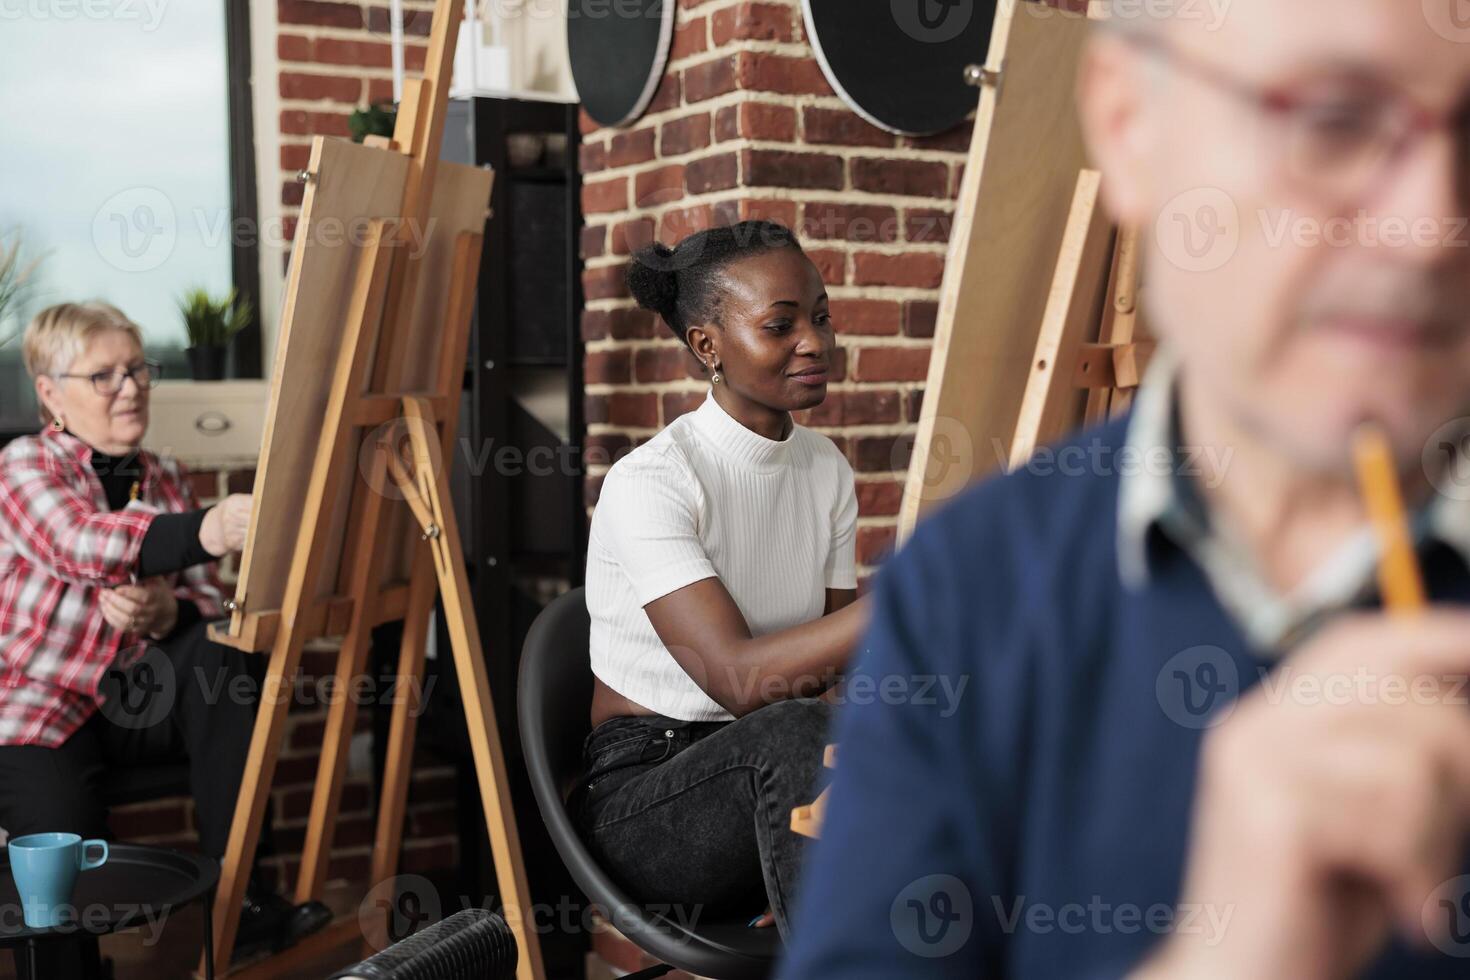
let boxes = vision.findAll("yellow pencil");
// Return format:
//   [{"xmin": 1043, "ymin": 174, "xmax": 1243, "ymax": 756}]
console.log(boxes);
[{"xmin": 1351, "ymin": 423, "xmax": 1427, "ymax": 614}]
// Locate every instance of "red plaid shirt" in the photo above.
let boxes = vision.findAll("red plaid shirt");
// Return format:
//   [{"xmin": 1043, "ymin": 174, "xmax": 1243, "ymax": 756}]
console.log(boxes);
[{"xmin": 0, "ymin": 428, "xmax": 226, "ymax": 747}]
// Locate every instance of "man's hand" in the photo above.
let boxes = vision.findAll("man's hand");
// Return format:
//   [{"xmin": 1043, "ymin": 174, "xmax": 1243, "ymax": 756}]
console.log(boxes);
[
  {"xmin": 1135, "ymin": 610, "xmax": 1470, "ymax": 980},
  {"xmin": 99, "ymin": 578, "xmax": 178, "ymax": 639},
  {"xmin": 199, "ymin": 493, "xmax": 252, "ymax": 556}
]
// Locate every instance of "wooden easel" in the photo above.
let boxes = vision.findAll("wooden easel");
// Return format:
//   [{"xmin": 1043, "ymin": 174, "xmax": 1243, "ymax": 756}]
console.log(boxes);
[
  {"xmin": 200, "ymin": 3, "xmax": 545, "ymax": 978},
  {"xmin": 1008, "ymin": 178, "xmax": 1152, "ymax": 468},
  {"xmin": 900, "ymin": 0, "xmax": 1149, "ymax": 543},
  {"xmin": 790, "ymin": 744, "xmax": 836, "ymax": 839},
  {"xmin": 795, "ymin": 0, "xmax": 1151, "ymax": 841},
  {"xmin": 1081, "ymin": 225, "xmax": 1151, "ymax": 423}
]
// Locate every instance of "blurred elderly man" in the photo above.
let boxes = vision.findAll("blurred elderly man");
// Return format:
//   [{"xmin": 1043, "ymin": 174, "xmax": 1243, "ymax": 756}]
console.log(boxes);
[
  {"xmin": 0, "ymin": 302, "xmax": 322, "ymax": 973},
  {"xmin": 781, "ymin": 1, "xmax": 1470, "ymax": 977}
]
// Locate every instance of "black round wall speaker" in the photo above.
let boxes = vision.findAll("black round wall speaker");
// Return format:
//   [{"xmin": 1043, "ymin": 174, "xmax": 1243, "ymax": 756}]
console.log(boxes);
[
  {"xmin": 567, "ymin": 0, "xmax": 676, "ymax": 127},
  {"xmin": 802, "ymin": 0, "xmax": 998, "ymax": 135}
]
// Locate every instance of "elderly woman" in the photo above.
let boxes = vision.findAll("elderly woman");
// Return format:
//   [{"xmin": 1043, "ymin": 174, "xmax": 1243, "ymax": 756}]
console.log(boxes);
[{"xmin": 0, "ymin": 302, "xmax": 321, "ymax": 974}]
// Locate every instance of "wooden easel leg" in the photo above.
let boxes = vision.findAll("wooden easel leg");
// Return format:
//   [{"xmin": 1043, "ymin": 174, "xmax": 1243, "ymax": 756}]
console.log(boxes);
[
  {"xmin": 205, "ymin": 631, "xmax": 292, "ymax": 976},
  {"xmin": 359, "ymin": 544, "xmax": 435, "ymax": 956},
  {"xmin": 387, "ymin": 398, "xmax": 547, "ymax": 980},
  {"xmin": 295, "ymin": 444, "xmax": 394, "ymax": 903},
  {"xmin": 1084, "ymin": 229, "xmax": 1127, "ymax": 425},
  {"xmin": 1009, "ymin": 169, "xmax": 1114, "ymax": 469},
  {"xmin": 1105, "ymin": 226, "xmax": 1142, "ymax": 419}
]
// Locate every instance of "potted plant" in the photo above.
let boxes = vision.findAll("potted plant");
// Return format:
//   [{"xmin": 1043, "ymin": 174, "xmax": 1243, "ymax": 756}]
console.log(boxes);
[
  {"xmin": 178, "ymin": 287, "xmax": 251, "ymax": 381},
  {"xmin": 0, "ymin": 231, "xmax": 42, "ymax": 350},
  {"xmin": 349, "ymin": 101, "xmax": 397, "ymax": 143}
]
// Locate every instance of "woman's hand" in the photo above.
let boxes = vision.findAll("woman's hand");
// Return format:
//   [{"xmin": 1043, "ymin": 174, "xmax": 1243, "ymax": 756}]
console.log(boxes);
[
  {"xmin": 199, "ymin": 493, "xmax": 252, "ymax": 556},
  {"xmin": 99, "ymin": 577, "xmax": 178, "ymax": 639}
]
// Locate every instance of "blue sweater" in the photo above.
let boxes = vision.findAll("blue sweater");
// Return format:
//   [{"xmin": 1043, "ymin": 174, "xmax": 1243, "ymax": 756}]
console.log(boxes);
[{"xmin": 778, "ymin": 416, "xmax": 1470, "ymax": 979}]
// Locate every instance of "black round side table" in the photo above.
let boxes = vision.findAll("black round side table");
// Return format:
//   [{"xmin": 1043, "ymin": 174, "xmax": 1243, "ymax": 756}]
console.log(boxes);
[{"xmin": 0, "ymin": 843, "xmax": 219, "ymax": 980}]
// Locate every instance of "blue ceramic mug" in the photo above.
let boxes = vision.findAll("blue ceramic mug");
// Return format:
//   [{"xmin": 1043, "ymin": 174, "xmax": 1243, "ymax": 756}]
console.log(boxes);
[{"xmin": 8, "ymin": 833, "xmax": 109, "ymax": 928}]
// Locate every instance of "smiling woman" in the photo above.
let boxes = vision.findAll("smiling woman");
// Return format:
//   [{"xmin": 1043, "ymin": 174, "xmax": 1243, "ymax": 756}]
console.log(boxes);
[{"xmin": 576, "ymin": 219, "xmax": 872, "ymax": 940}]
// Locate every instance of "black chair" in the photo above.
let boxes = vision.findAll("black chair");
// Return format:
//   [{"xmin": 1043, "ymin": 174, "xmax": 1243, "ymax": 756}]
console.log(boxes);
[{"xmin": 517, "ymin": 587, "xmax": 782, "ymax": 980}]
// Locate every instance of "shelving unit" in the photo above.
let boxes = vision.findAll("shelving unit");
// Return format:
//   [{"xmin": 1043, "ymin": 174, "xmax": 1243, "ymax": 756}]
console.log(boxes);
[
  {"xmin": 417, "ymin": 93, "xmax": 586, "ymax": 975},
  {"xmin": 442, "ymin": 95, "xmax": 586, "ymax": 625}
]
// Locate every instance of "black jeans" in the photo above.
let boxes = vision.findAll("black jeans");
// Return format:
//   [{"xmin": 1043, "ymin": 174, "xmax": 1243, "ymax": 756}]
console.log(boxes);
[
  {"xmin": 573, "ymin": 697, "xmax": 833, "ymax": 942},
  {"xmin": 0, "ymin": 619, "xmax": 271, "ymax": 978}
]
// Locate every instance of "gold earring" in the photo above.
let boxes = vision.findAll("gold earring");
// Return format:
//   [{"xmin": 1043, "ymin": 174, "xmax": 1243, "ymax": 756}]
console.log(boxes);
[
  {"xmin": 708, "ymin": 360, "xmax": 722, "ymax": 384},
  {"xmin": 50, "ymin": 417, "xmax": 64, "ymax": 431}
]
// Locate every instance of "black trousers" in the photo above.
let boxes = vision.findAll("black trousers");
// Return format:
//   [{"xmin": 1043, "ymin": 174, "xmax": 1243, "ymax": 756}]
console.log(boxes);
[
  {"xmin": 0, "ymin": 618, "xmax": 269, "ymax": 859},
  {"xmin": 0, "ymin": 619, "xmax": 272, "ymax": 977},
  {"xmin": 574, "ymin": 698, "xmax": 834, "ymax": 942}
]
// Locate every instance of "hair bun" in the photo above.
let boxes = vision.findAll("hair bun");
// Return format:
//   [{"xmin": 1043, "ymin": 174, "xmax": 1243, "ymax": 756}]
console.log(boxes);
[{"xmin": 627, "ymin": 243, "xmax": 681, "ymax": 326}]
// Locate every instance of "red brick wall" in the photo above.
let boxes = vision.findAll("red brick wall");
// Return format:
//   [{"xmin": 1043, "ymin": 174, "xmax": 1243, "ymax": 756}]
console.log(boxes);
[{"xmin": 579, "ymin": 0, "xmax": 974, "ymax": 588}]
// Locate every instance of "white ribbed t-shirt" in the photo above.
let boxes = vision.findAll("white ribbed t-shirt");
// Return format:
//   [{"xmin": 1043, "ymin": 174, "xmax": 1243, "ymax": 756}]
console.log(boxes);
[{"xmin": 586, "ymin": 388, "xmax": 859, "ymax": 722}]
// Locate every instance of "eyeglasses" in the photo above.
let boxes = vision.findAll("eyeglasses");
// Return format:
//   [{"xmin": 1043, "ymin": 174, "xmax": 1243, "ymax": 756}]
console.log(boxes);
[
  {"xmin": 56, "ymin": 359, "xmax": 162, "ymax": 395},
  {"xmin": 1116, "ymin": 30, "xmax": 1469, "ymax": 208}
]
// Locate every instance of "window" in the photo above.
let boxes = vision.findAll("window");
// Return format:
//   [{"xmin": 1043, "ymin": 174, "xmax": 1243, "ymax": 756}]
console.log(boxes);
[{"xmin": 0, "ymin": 1, "xmax": 259, "ymax": 433}]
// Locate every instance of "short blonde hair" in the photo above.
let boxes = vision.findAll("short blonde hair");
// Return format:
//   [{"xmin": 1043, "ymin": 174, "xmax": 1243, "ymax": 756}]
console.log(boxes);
[{"xmin": 23, "ymin": 302, "xmax": 144, "ymax": 423}]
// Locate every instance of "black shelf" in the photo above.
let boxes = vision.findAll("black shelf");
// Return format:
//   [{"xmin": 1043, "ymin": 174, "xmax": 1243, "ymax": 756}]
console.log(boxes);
[
  {"xmin": 440, "ymin": 93, "xmax": 586, "ymax": 608},
  {"xmin": 506, "ymin": 166, "xmax": 567, "ymax": 182},
  {"xmin": 433, "ymin": 93, "xmax": 587, "ymax": 979}
]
